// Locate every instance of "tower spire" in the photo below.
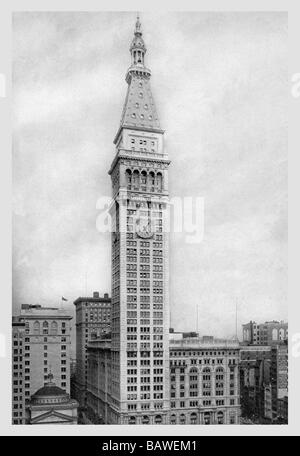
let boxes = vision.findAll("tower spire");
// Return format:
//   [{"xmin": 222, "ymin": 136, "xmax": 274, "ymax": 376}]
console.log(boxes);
[
  {"xmin": 128, "ymin": 12, "xmax": 148, "ymax": 76},
  {"xmin": 116, "ymin": 15, "xmax": 162, "ymax": 138},
  {"xmin": 135, "ymin": 12, "xmax": 141, "ymax": 34}
]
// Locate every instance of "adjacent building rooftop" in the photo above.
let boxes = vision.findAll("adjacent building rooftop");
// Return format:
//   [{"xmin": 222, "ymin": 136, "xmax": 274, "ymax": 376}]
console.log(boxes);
[
  {"xmin": 169, "ymin": 335, "xmax": 240, "ymax": 349},
  {"xmin": 73, "ymin": 291, "xmax": 110, "ymax": 306}
]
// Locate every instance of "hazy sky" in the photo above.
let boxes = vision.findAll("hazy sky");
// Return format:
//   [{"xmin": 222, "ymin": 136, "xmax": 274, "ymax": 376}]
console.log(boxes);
[{"xmin": 13, "ymin": 12, "xmax": 287, "ymax": 338}]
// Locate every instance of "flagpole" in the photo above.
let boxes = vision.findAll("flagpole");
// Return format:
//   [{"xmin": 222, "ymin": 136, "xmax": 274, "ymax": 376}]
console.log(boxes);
[{"xmin": 61, "ymin": 296, "xmax": 68, "ymax": 310}]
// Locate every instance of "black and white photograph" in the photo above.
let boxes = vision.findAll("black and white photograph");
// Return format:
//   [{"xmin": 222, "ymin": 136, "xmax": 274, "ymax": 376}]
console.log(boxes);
[{"xmin": 10, "ymin": 8, "xmax": 289, "ymax": 432}]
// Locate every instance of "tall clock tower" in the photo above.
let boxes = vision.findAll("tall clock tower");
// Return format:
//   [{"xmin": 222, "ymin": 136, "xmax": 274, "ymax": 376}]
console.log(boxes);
[{"xmin": 108, "ymin": 15, "xmax": 170, "ymax": 424}]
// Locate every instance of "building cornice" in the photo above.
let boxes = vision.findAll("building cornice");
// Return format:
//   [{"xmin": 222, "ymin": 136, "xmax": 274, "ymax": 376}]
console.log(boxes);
[
  {"xmin": 20, "ymin": 314, "xmax": 72, "ymax": 320},
  {"xmin": 73, "ymin": 297, "xmax": 111, "ymax": 305}
]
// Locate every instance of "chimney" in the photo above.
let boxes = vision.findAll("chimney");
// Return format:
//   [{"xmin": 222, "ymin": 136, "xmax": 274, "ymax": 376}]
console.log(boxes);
[
  {"xmin": 93, "ymin": 291, "xmax": 99, "ymax": 298},
  {"xmin": 104, "ymin": 293, "xmax": 109, "ymax": 299}
]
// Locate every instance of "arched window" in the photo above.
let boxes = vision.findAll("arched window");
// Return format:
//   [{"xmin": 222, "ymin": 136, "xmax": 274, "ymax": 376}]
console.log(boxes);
[
  {"xmin": 132, "ymin": 170, "xmax": 140, "ymax": 190},
  {"xmin": 141, "ymin": 171, "xmax": 147, "ymax": 191},
  {"xmin": 190, "ymin": 367, "xmax": 198, "ymax": 374},
  {"xmin": 272, "ymin": 328, "xmax": 278, "ymax": 341},
  {"xmin": 170, "ymin": 414, "xmax": 176, "ymax": 425},
  {"xmin": 217, "ymin": 411, "xmax": 224, "ymax": 424},
  {"xmin": 128, "ymin": 416, "xmax": 136, "ymax": 425},
  {"xmin": 154, "ymin": 415, "xmax": 162, "ymax": 424},
  {"xmin": 42, "ymin": 321, "xmax": 49, "ymax": 335},
  {"xmin": 148, "ymin": 171, "xmax": 155, "ymax": 192},
  {"xmin": 125, "ymin": 169, "xmax": 132, "ymax": 189},
  {"xmin": 141, "ymin": 415, "xmax": 150, "ymax": 424},
  {"xmin": 189, "ymin": 367, "xmax": 198, "ymax": 397},
  {"xmin": 279, "ymin": 328, "xmax": 285, "ymax": 340},
  {"xmin": 204, "ymin": 411, "xmax": 211, "ymax": 425},
  {"xmin": 51, "ymin": 321, "xmax": 58, "ymax": 335},
  {"xmin": 156, "ymin": 173, "xmax": 162, "ymax": 192},
  {"xmin": 179, "ymin": 414, "xmax": 186, "ymax": 424},
  {"xmin": 190, "ymin": 412, "xmax": 198, "ymax": 425},
  {"xmin": 202, "ymin": 367, "xmax": 211, "ymax": 397},
  {"xmin": 33, "ymin": 321, "xmax": 40, "ymax": 335}
]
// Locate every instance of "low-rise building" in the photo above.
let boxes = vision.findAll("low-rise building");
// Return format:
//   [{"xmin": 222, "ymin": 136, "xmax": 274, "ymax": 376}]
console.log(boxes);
[
  {"xmin": 169, "ymin": 335, "xmax": 241, "ymax": 425},
  {"xmin": 28, "ymin": 373, "xmax": 78, "ymax": 424}
]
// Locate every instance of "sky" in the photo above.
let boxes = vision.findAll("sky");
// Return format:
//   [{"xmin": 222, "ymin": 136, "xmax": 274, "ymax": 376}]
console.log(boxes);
[{"xmin": 12, "ymin": 12, "xmax": 288, "ymax": 339}]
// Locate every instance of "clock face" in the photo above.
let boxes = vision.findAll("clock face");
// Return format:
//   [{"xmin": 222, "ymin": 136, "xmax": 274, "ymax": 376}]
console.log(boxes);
[{"xmin": 136, "ymin": 220, "xmax": 153, "ymax": 239}]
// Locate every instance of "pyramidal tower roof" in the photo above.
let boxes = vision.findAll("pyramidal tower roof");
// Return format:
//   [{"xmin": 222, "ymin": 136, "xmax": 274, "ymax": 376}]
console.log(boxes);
[{"xmin": 116, "ymin": 15, "xmax": 162, "ymax": 139}]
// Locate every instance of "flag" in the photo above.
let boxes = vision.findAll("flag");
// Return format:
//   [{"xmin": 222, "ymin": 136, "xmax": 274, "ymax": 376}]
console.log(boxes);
[{"xmin": 61, "ymin": 296, "xmax": 68, "ymax": 302}]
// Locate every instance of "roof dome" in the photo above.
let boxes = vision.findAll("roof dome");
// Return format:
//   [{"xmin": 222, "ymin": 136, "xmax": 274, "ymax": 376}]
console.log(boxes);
[
  {"xmin": 31, "ymin": 373, "xmax": 69, "ymax": 405},
  {"xmin": 33, "ymin": 384, "xmax": 66, "ymax": 397}
]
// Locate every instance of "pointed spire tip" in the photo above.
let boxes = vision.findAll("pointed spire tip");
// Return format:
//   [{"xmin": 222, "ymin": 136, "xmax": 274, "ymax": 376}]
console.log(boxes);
[{"xmin": 135, "ymin": 12, "xmax": 141, "ymax": 34}]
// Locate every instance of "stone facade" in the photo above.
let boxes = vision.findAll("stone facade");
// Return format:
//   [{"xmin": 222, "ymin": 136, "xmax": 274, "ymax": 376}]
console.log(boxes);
[
  {"xmin": 86, "ymin": 338, "xmax": 112, "ymax": 424},
  {"xmin": 87, "ymin": 335, "xmax": 241, "ymax": 424},
  {"xmin": 106, "ymin": 16, "xmax": 170, "ymax": 424},
  {"xmin": 169, "ymin": 336, "xmax": 241, "ymax": 425},
  {"xmin": 29, "ymin": 374, "xmax": 78, "ymax": 424},
  {"xmin": 20, "ymin": 304, "xmax": 72, "ymax": 408}
]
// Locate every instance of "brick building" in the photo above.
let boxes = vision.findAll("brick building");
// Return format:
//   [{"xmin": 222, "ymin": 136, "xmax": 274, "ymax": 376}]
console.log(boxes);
[{"xmin": 242, "ymin": 320, "xmax": 288, "ymax": 346}]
